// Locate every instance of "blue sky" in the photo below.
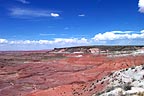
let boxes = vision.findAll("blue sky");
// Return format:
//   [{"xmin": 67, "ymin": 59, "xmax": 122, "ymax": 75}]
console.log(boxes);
[{"xmin": 0, "ymin": 0, "xmax": 144, "ymax": 50}]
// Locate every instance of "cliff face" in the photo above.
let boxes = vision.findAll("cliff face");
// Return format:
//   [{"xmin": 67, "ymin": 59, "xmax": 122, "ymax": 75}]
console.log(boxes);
[{"xmin": 0, "ymin": 46, "xmax": 144, "ymax": 96}]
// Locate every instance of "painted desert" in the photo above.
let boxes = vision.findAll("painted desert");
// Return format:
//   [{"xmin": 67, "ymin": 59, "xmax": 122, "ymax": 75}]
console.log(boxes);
[{"xmin": 0, "ymin": 46, "xmax": 144, "ymax": 96}]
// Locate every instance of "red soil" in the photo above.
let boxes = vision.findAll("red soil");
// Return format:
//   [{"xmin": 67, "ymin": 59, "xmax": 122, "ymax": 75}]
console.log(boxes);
[{"xmin": 0, "ymin": 52, "xmax": 144, "ymax": 96}]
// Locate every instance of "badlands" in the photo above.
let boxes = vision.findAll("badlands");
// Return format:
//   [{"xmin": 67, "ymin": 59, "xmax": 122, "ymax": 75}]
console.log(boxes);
[{"xmin": 0, "ymin": 46, "xmax": 144, "ymax": 96}]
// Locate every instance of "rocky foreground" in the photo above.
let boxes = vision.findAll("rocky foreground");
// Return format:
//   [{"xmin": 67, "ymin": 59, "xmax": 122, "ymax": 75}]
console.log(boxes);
[
  {"xmin": 98, "ymin": 64, "xmax": 144, "ymax": 96},
  {"xmin": 0, "ymin": 46, "xmax": 144, "ymax": 96}
]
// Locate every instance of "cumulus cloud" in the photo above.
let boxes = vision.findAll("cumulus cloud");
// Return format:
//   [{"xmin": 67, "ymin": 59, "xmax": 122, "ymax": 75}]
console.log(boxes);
[
  {"xmin": 93, "ymin": 31, "xmax": 144, "ymax": 41},
  {"xmin": 16, "ymin": 0, "xmax": 30, "ymax": 4},
  {"xmin": 50, "ymin": 13, "xmax": 60, "ymax": 17},
  {"xmin": 141, "ymin": 30, "xmax": 144, "ymax": 33},
  {"xmin": 53, "ymin": 38, "xmax": 88, "ymax": 44},
  {"xmin": 9, "ymin": 8, "xmax": 60, "ymax": 18},
  {"xmin": 6, "ymin": 38, "xmax": 88, "ymax": 45},
  {"xmin": 0, "ymin": 39, "xmax": 8, "ymax": 44},
  {"xmin": 138, "ymin": 0, "xmax": 144, "ymax": 13},
  {"xmin": 1, "ymin": 30, "xmax": 144, "ymax": 50}
]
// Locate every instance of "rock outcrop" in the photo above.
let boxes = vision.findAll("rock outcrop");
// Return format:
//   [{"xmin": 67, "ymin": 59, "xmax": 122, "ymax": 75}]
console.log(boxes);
[{"xmin": 96, "ymin": 64, "xmax": 144, "ymax": 96}]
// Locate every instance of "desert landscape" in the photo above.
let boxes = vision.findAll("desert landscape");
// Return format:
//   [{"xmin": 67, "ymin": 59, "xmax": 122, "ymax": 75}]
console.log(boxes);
[
  {"xmin": 1, "ymin": 0, "xmax": 144, "ymax": 96},
  {"xmin": 0, "ymin": 46, "xmax": 144, "ymax": 96}
]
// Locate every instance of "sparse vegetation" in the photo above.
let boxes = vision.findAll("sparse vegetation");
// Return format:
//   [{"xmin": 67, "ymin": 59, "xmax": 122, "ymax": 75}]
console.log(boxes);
[
  {"xmin": 0, "ymin": 46, "xmax": 144, "ymax": 96},
  {"xmin": 123, "ymin": 82, "xmax": 132, "ymax": 91},
  {"xmin": 137, "ymin": 92, "xmax": 144, "ymax": 96}
]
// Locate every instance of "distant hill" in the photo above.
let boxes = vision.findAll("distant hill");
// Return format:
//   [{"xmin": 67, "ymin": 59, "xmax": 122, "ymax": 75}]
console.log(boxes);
[{"xmin": 51, "ymin": 45, "xmax": 144, "ymax": 53}]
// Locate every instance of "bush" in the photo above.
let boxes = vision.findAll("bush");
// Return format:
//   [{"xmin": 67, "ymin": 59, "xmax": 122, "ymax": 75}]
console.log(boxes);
[
  {"xmin": 137, "ymin": 92, "xmax": 144, "ymax": 96},
  {"xmin": 123, "ymin": 83, "xmax": 132, "ymax": 91}
]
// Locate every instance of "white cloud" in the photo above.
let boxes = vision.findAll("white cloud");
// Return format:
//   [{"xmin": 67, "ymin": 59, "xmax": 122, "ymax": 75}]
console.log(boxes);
[
  {"xmin": 111, "ymin": 31, "xmax": 133, "ymax": 34},
  {"xmin": 141, "ymin": 30, "xmax": 144, "ymax": 33},
  {"xmin": 93, "ymin": 31, "xmax": 144, "ymax": 41},
  {"xmin": 10, "ymin": 40, "xmax": 37, "ymax": 44},
  {"xmin": 53, "ymin": 38, "xmax": 88, "ymax": 44},
  {"xmin": 0, "ymin": 39, "xmax": 8, "ymax": 44},
  {"xmin": 138, "ymin": 0, "xmax": 144, "ymax": 13},
  {"xmin": 10, "ymin": 8, "xmax": 60, "ymax": 18},
  {"xmin": 50, "ymin": 13, "xmax": 60, "ymax": 17},
  {"xmin": 78, "ymin": 14, "xmax": 85, "ymax": 17},
  {"xmin": 7, "ymin": 38, "xmax": 88, "ymax": 45},
  {"xmin": 10, "ymin": 8, "xmax": 50, "ymax": 17},
  {"xmin": 16, "ymin": 0, "xmax": 30, "ymax": 4},
  {"xmin": 0, "ymin": 30, "xmax": 144, "ymax": 50}
]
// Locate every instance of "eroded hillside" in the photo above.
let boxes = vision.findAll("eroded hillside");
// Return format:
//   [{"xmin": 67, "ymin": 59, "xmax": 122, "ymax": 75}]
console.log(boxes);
[{"xmin": 0, "ymin": 46, "xmax": 144, "ymax": 96}]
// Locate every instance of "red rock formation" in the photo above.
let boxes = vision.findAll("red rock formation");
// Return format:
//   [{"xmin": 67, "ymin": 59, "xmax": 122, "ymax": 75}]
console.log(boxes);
[{"xmin": 0, "ymin": 50, "xmax": 144, "ymax": 96}]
